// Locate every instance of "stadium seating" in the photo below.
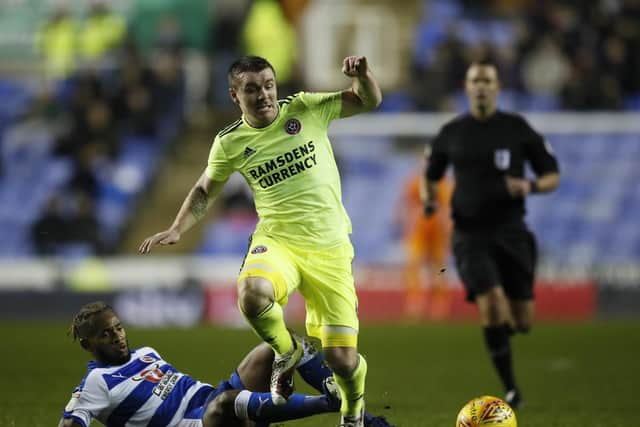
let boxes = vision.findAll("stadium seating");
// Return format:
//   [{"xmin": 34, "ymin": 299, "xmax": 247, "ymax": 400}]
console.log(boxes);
[{"xmin": 0, "ymin": 75, "xmax": 182, "ymax": 257}]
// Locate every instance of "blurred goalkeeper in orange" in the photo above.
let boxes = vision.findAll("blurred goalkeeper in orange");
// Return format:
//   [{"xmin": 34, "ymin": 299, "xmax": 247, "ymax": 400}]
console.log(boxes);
[{"xmin": 398, "ymin": 146, "xmax": 453, "ymax": 320}]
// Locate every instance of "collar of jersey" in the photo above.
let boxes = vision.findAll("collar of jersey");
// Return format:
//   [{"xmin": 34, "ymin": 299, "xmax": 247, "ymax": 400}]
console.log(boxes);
[
  {"xmin": 88, "ymin": 351, "xmax": 134, "ymax": 369},
  {"xmin": 242, "ymin": 104, "xmax": 282, "ymax": 131}
]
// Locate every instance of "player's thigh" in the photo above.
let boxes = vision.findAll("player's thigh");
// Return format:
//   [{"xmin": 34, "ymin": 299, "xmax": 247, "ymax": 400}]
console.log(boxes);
[
  {"xmin": 238, "ymin": 234, "xmax": 301, "ymax": 305},
  {"xmin": 452, "ymin": 229, "xmax": 500, "ymax": 302},
  {"xmin": 236, "ymin": 343, "xmax": 274, "ymax": 392},
  {"xmin": 495, "ymin": 226, "xmax": 537, "ymax": 301},
  {"xmin": 295, "ymin": 242, "xmax": 359, "ymax": 347}
]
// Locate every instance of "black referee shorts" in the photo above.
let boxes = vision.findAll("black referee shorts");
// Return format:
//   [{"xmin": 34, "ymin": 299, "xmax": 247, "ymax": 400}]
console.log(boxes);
[{"xmin": 452, "ymin": 222, "xmax": 537, "ymax": 302}]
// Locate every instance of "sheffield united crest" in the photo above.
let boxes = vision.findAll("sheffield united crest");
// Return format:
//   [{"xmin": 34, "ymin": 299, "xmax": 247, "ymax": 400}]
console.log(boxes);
[{"xmin": 284, "ymin": 118, "xmax": 301, "ymax": 135}]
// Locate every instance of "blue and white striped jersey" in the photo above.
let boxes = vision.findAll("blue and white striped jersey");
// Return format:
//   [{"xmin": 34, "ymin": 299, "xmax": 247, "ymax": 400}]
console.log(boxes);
[{"xmin": 62, "ymin": 347, "xmax": 215, "ymax": 427}]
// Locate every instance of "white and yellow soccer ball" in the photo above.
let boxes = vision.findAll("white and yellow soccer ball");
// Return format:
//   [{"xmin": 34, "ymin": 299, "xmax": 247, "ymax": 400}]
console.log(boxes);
[{"xmin": 456, "ymin": 395, "xmax": 517, "ymax": 427}]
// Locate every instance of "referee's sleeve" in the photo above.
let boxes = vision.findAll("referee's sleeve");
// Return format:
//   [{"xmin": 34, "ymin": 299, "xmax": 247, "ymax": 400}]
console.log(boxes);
[
  {"xmin": 523, "ymin": 123, "xmax": 559, "ymax": 175},
  {"xmin": 426, "ymin": 128, "xmax": 449, "ymax": 181}
]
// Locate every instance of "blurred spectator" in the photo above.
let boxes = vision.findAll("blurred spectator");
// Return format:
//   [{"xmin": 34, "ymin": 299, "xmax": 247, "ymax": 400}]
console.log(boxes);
[
  {"xmin": 208, "ymin": 0, "xmax": 251, "ymax": 107},
  {"xmin": 561, "ymin": 46, "xmax": 621, "ymax": 110},
  {"xmin": 521, "ymin": 35, "xmax": 570, "ymax": 96},
  {"xmin": 85, "ymin": 99, "xmax": 120, "ymax": 156},
  {"xmin": 413, "ymin": 27, "xmax": 467, "ymax": 110},
  {"xmin": 32, "ymin": 195, "xmax": 67, "ymax": 255},
  {"xmin": 601, "ymin": 34, "xmax": 637, "ymax": 95},
  {"xmin": 280, "ymin": 0, "xmax": 310, "ymax": 24},
  {"xmin": 397, "ymin": 149, "xmax": 453, "ymax": 320},
  {"xmin": 67, "ymin": 191, "xmax": 104, "ymax": 254},
  {"xmin": 155, "ymin": 14, "xmax": 184, "ymax": 53},
  {"xmin": 153, "ymin": 49, "xmax": 185, "ymax": 119},
  {"xmin": 112, "ymin": 47, "xmax": 158, "ymax": 137},
  {"xmin": 55, "ymin": 89, "xmax": 119, "ymax": 160},
  {"xmin": 34, "ymin": 7, "xmax": 77, "ymax": 81},
  {"xmin": 121, "ymin": 83, "xmax": 157, "ymax": 137},
  {"xmin": 32, "ymin": 191, "xmax": 103, "ymax": 255},
  {"xmin": 242, "ymin": 0, "xmax": 299, "ymax": 95},
  {"xmin": 68, "ymin": 144, "xmax": 100, "ymax": 201},
  {"xmin": 79, "ymin": 1, "xmax": 126, "ymax": 65}
]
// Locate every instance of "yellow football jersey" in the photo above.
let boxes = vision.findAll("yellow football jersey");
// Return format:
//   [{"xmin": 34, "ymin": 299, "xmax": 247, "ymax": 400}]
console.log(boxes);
[{"xmin": 206, "ymin": 91, "xmax": 352, "ymax": 249}]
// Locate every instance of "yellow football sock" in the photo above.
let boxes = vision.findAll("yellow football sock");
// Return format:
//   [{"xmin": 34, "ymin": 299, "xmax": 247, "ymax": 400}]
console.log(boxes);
[
  {"xmin": 334, "ymin": 354, "xmax": 367, "ymax": 416},
  {"xmin": 242, "ymin": 301, "xmax": 293, "ymax": 355}
]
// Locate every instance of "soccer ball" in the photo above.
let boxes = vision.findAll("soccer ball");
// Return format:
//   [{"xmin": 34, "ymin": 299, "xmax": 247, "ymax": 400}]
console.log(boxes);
[{"xmin": 455, "ymin": 395, "xmax": 517, "ymax": 427}]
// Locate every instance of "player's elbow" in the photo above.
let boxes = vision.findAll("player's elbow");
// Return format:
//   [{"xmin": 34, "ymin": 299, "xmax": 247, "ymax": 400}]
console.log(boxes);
[
  {"xmin": 356, "ymin": 96, "xmax": 381, "ymax": 113},
  {"xmin": 366, "ymin": 90, "xmax": 383, "ymax": 111},
  {"xmin": 357, "ymin": 88, "xmax": 382, "ymax": 112}
]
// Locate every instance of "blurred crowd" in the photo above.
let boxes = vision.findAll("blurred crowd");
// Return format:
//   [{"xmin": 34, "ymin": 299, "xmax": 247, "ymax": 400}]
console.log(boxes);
[
  {"xmin": 28, "ymin": 1, "xmax": 185, "ymax": 255},
  {"xmin": 2, "ymin": 0, "xmax": 639, "ymax": 258},
  {"xmin": 412, "ymin": 0, "xmax": 640, "ymax": 111}
]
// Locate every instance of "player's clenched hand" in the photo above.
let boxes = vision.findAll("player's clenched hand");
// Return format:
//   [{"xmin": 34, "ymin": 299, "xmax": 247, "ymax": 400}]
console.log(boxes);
[
  {"xmin": 138, "ymin": 229, "xmax": 181, "ymax": 254},
  {"xmin": 342, "ymin": 56, "xmax": 369, "ymax": 78},
  {"xmin": 505, "ymin": 176, "xmax": 531, "ymax": 198}
]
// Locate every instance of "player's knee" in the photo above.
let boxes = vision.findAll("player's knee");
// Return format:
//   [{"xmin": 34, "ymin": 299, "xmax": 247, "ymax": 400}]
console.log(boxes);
[
  {"xmin": 480, "ymin": 303, "xmax": 507, "ymax": 326},
  {"xmin": 203, "ymin": 391, "xmax": 238, "ymax": 424},
  {"xmin": 323, "ymin": 347, "xmax": 358, "ymax": 377},
  {"xmin": 478, "ymin": 289, "xmax": 512, "ymax": 326},
  {"xmin": 238, "ymin": 277, "xmax": 274, "ymax": 317}
]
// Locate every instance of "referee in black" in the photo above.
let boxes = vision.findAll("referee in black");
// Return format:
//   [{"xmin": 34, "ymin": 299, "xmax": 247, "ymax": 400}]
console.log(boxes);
[{"xmin": 422, "ymin": 60, "xmax": 560, "ymax": 409}]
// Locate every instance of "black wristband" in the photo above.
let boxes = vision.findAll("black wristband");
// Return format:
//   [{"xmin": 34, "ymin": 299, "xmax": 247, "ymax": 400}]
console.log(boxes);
[{"xmin": 529, "ymin": 180, "xmax": 539, "ymax": 193}]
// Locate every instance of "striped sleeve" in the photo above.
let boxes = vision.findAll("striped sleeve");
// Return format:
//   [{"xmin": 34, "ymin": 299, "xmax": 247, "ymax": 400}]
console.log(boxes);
[{"xmin": 62, "ymin": 372, "xmax": 108, "ymax": 427}]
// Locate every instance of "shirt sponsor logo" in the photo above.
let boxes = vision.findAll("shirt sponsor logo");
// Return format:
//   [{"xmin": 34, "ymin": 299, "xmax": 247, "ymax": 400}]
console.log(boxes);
[
  {"xmin": 251, "ymin": 245, "xmax": 268, "ymax": 254},
  {"xmin": 494, "ymin": 149, "xmax": 511, "ymax": 170},
  {"xmin": 284, "ymin": 118, "xmax": 302, "ymax": 135},
  {"xmin": 248, "ymin": 141, "xmax": 317, "ymax": 189},
  {"xmin": 153, "ymin": 370, "xmax": 180, "ymax": 400},
  {"xmin": 133, "ymin": 363, "xmax": 164, "ymax": 383}
]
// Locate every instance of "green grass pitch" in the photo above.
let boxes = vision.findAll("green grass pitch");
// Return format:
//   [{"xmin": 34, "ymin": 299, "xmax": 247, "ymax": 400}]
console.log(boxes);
[{"xmin": 2, "ymin": 320, "xmax": 638, "ymax": 426}]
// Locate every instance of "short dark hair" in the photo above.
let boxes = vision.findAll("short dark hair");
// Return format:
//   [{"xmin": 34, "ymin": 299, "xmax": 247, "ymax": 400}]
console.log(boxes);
[
  {"xmin": 468, "ymin": 58, "xmax": 500, "ymax": 75},
  {"xmin": 227, "ymin": 55, "xmax": 276, "ymax": 88},
  {"xmin": 69, "ymin": 301, "xmax": 114, "ymax": 341}
]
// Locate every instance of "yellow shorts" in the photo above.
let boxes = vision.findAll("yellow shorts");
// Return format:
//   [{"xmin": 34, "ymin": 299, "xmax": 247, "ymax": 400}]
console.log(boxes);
[{"xmin": 238, "ymin": 233, "xmax": 359, "ymax": 347}]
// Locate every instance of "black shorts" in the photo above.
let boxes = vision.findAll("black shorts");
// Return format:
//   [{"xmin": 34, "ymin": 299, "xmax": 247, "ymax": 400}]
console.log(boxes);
[{"xmin": 452, "ymin": 222, "xmax": 537, "ymax": 302}]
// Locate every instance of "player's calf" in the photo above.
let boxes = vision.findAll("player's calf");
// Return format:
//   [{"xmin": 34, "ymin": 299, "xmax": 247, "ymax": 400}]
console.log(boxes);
[{"xmin": 203, "ymin": 391, "xmax": 246, "ymax": 427}]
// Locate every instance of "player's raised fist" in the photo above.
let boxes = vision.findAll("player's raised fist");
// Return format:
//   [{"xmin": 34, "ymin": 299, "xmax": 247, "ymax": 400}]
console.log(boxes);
[{"xmin": 342, "ymin": 56, "xmax": 368, "ymax": 78}]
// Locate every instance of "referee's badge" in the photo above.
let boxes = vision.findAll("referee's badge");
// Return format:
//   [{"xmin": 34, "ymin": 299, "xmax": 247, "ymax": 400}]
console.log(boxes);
[{"xmin": 494, "ymin": 149, "xmax": 511, "ymax": 170}]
